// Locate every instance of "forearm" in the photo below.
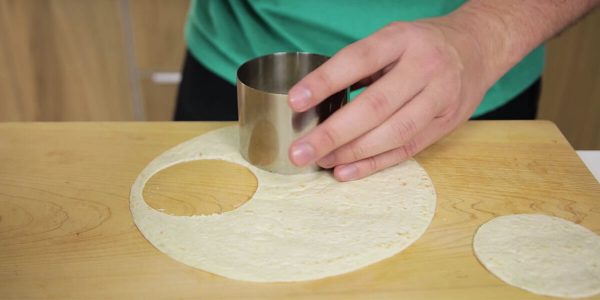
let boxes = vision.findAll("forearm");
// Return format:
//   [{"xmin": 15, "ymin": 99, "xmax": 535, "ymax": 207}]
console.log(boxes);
[{"xmin": 439, "ymin": 0, "xmax": 599, "ymax": 86}]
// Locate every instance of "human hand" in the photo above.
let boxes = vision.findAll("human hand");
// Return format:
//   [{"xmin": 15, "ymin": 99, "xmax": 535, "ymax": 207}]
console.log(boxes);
[{"xmin": 287, "ymin": 18, "xmax": 496, "ymax": 181}]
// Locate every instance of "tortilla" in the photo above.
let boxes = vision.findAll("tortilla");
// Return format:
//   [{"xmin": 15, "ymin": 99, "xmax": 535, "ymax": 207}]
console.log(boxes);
[
  {"xmin": 473, "ymin": 214, "xmax": 600, "ymax": 298},
  {"xmin": 130, "ymin": 126, "xmax": 436, "ymax": 282}
]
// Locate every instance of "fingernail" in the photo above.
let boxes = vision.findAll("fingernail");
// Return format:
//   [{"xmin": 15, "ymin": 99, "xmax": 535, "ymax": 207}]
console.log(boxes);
[
  {"xmin": 318, "ymin": 153, "xmax": 335, "ymax": 168},
  {"xmin": 336, "ymin": 164, "xmax": 358, "ymax": 181},
  {"xmin": 289, "ymin": 87, "xmax": 311, "ymax": 110},
  {"xmin": 290, "ymin": 142, "xmax": 316, "ymax": 166}
]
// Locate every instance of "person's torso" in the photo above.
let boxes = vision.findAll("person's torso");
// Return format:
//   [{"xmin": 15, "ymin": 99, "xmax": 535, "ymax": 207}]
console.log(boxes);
[{"xmin": 185, "ymin": 0, "xmax": 544, "ymax": 116}]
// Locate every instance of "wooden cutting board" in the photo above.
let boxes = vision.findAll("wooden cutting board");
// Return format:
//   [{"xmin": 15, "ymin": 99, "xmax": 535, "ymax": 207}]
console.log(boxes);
[{"xmin": 1, "ymin": 121, "xmax": 599, "ymax": 299}]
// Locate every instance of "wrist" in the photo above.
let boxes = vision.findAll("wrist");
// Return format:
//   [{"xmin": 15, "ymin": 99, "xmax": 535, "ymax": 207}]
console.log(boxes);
[
  {"xmin": 418, "ymin": 13, "xmax": 502, "ymax": 90},
  {"xmin": 436, "ymin": 0, "xmax": 599, "ymax": 86},
  {"xmin": 439, "ymin": 12, "xmax": 526, "ymax": 88}
]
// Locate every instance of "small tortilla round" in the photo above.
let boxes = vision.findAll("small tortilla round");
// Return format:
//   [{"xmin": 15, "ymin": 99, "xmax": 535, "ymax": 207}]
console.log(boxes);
[
  {"xmin": 474, "ymin": 214, "xmax": 600, "ymax": 298},
  {"xmin": 130, "ymin": 126, "xmax": 436, "ymax": 282}
]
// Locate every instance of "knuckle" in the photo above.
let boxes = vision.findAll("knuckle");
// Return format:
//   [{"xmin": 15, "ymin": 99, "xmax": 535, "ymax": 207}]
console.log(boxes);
[
  {"xmin": 452, "ymin": 58, "xmax": 465, "ymax": 73},
  {"xmin": 400, "ymin": 139, "xmax": 420, "ymax": 158},
  {"xmin": 437, "ymin": 107, "xmax": 457, "ymax": 123},
  {"xmin": 420, "ymin": 52, "xmax": 445, "ymax": 75},
  {"xmin": 346, "ymin": 41, "xmax": 373, "ymax": 60},
  {"xmin": 435, "ymin": 79, "xmax": 462, "ymax": 115},
  {"xmin": 446, "ymin": 112, "xmax": 464, "ymax": 128},
  {"xmin": 365, "ymin": 156, "xmax": 379, "ymax": 173},
  {"xmin": 446, "ymin": 88, "xmax": 461, "ymax": 109},
  {"xmin": 428, "ymin": 94, "xmax": 445, "ymax": 116},
  {"xmin": 382, "ymin": 21, "xmax": 407, "ymax": 35},
  {"xmin": 364, "ymin": 89, "xmax": 392, "ymax": 120},
  {"xmin": 344, "ymin": 40, "xmax": 385, "ymax": 71},
  {"xmin": 450, "ymin": 70, "xmax": 465, "ymax": 94},
  {"xmin": 390, "ymin": 117, "xmax": 418, "ymax": 145},
  {"xmin": 313, "ymin": 70, "xmax": 336, "ymax": 94},
  {"xmin": 403, "ymin": 23, "xmax": 432, "ymax": 45},
  {"xmin": 349, "ymin": 143, "xmax": 369, "ymax": 162},
  {"xmin": 318, "ymin": 125, "xmax": 341, "ymax": 149}
]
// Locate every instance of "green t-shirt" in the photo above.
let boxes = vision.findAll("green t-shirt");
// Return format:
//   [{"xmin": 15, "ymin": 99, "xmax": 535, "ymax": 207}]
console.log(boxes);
[{"xmin": 185, "ymin": 0, "xmax": 544, "ymax": 117}]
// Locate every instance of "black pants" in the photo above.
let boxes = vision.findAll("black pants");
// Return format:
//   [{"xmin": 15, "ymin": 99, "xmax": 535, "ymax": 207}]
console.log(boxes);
[{"xmin": 175, "ymin": 51, "xmax": 540, "ymax": 121}]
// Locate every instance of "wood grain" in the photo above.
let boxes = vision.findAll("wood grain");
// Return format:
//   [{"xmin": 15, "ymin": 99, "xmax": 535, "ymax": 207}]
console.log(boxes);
[
  {"xmin": 539, "ymin": 8, "xmax": 600, "ymax": 149},
  {"xmin": 143, "ymin": 160, "xmax": 257, "ymax": 216},
  {"xmin": 0, "ymin": 121, "xmax": 599, "ymax": 299},
  {"xmin": 0, "ymin": 0, "xmax": 134, "ymax": 121}
]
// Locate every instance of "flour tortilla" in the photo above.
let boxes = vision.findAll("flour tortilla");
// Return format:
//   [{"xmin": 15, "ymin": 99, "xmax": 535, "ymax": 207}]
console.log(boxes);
[
  {"xmin": 130, "ymin": 126, "xmax": 436, "ymax": 282},
  {"xmin": 473, "ymin": 214, "xmax": 600, "ymax": 298}
]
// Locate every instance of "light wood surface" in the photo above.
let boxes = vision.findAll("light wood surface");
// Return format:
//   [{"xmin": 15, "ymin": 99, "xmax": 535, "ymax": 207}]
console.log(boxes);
[
  {"xmin": 1, "ymin": 121, "xmax": 599, "ymax": 299},
  {"xmin": 144, "ymin": 160, "xmax": 257, "ymax": 216},
  {"xmin": 539, "ymin": 8, "xmax": 600, "ymax": 149},
  {"xmin": 0, "ymin": 0, "xmax": 135, "ymax": 121}
]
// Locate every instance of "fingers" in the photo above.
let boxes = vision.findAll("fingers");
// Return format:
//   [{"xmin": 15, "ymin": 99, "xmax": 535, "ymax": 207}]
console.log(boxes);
[
  {"xmin": 351, "ymin": 63, "xmax": 397, "ymax": 90},
  {"xmin": 318, "ymin": 82, "xmax": 444, "ymax": 168},
  {"xmin": 288, "ymin": 23, "xmax": 409, "ymax": 112},
  {"xmin": 332, "ymin": 117, "xmax": 453, "ymax": 181},
  {"xmin": 289, "ymin": 63, "xmax": 427, "ymax": 167}
]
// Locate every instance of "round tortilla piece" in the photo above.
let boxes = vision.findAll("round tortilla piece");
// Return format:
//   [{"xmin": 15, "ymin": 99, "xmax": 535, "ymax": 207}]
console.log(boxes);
[
  {"xmin": 473, "ymin": 214, "xmax": 600, "ymax": 298},
  {"xmin": 130, "ymin": 126, "xmax": 436, "ymax": 282}
]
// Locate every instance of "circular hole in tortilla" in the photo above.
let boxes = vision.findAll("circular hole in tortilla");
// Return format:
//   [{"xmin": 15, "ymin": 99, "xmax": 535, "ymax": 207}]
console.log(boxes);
[{"xmin": 143, "ymin": 159, "xmax": 258, "ymax": 216}]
